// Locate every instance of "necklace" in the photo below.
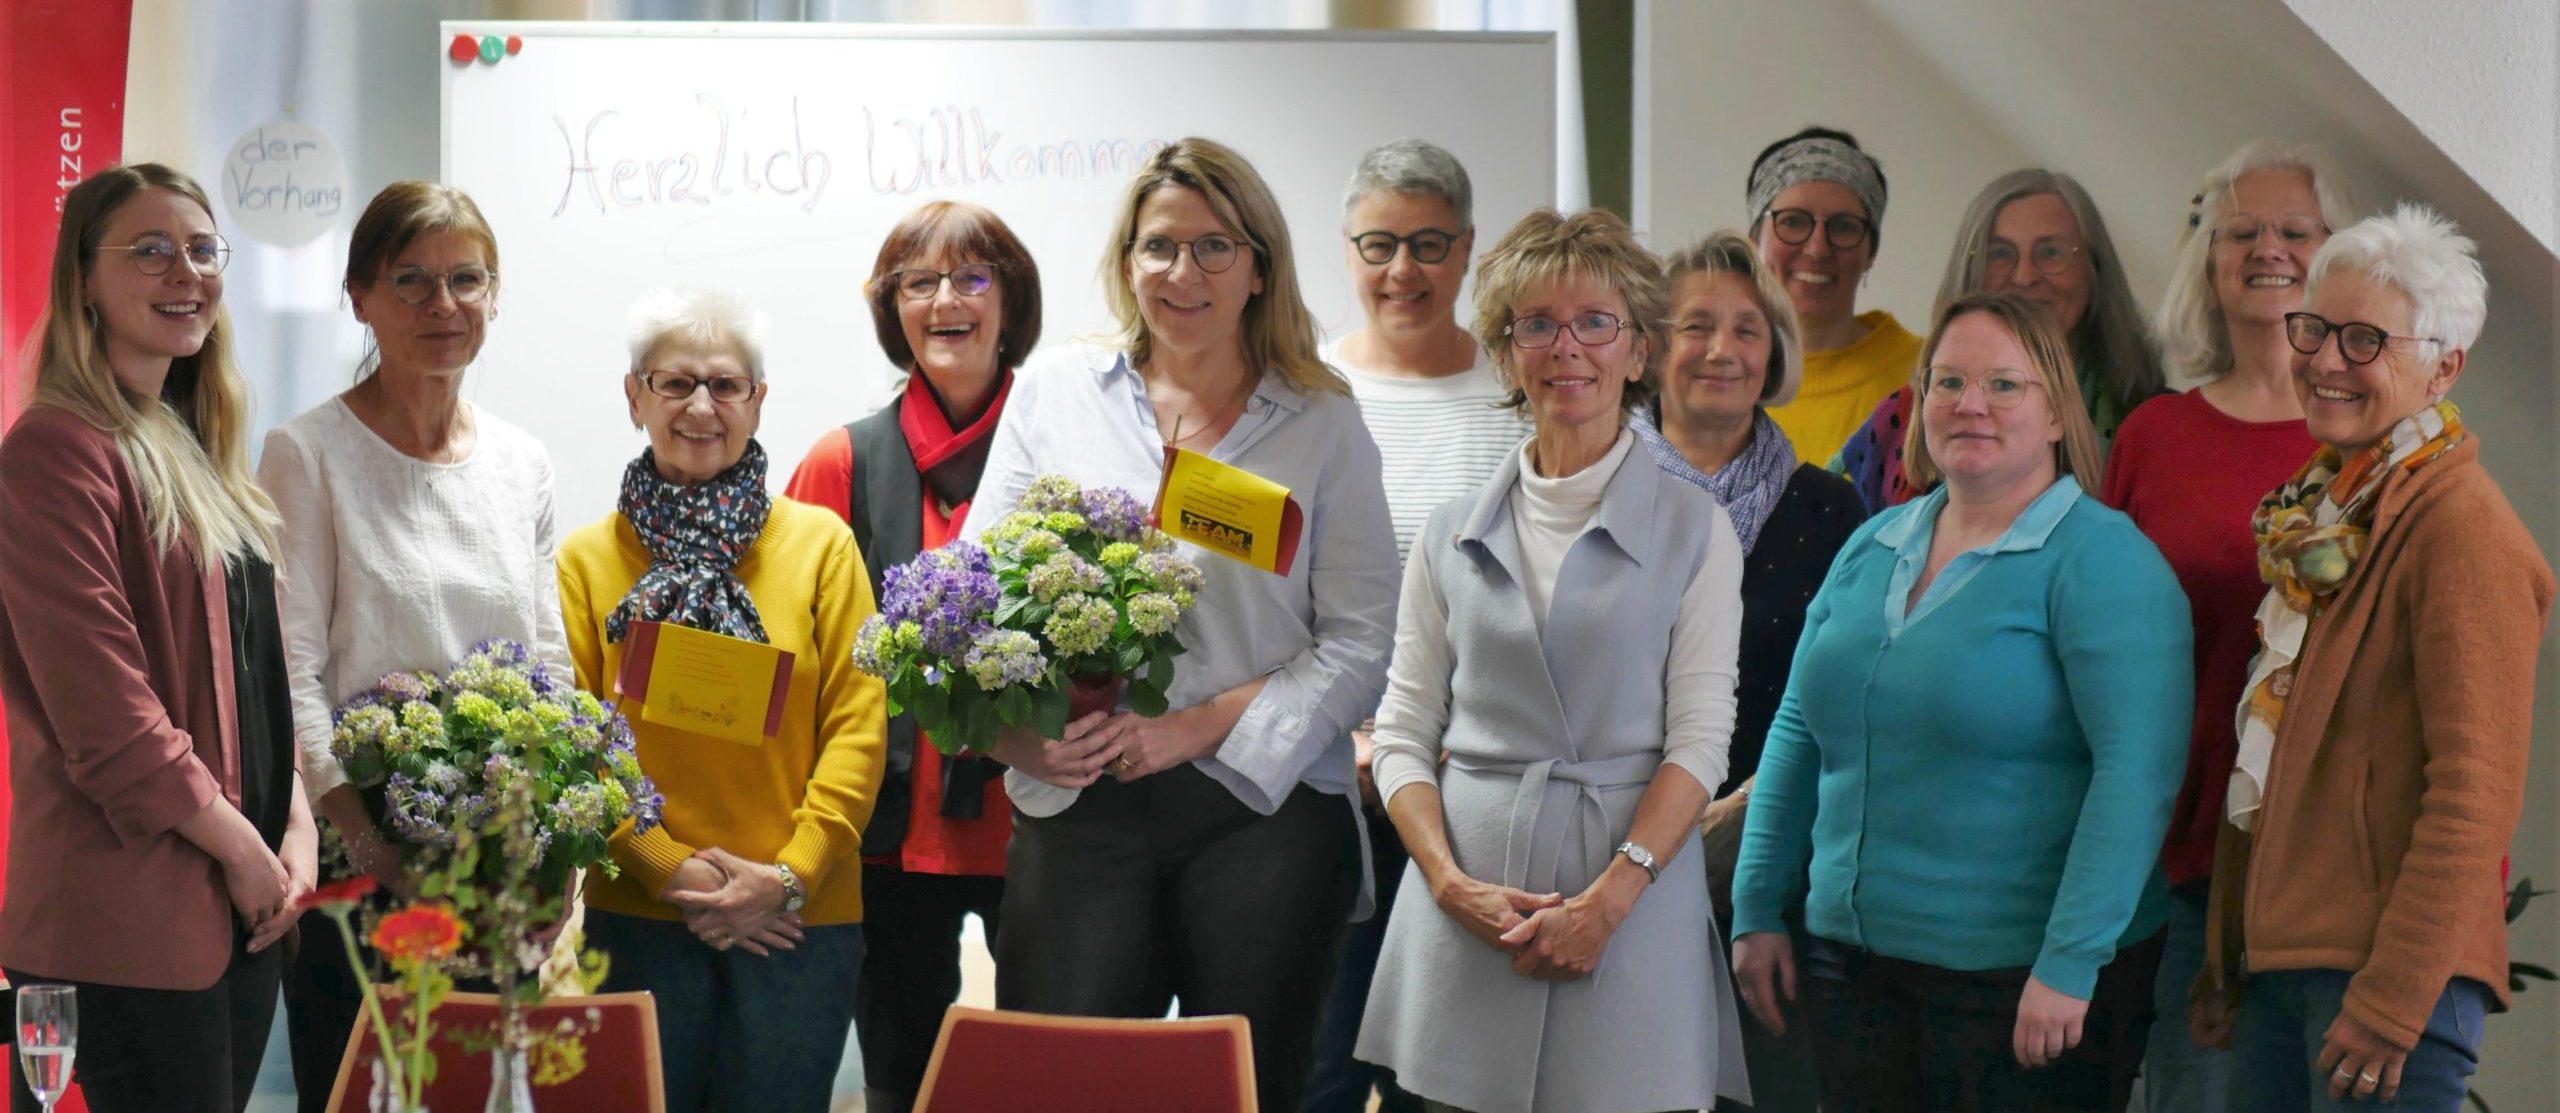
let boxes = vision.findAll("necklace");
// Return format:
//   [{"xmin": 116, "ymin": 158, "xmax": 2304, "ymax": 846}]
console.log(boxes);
[{"xmin": 1154, "ymin": 375, "xmax": 1256, "ymax": 448}]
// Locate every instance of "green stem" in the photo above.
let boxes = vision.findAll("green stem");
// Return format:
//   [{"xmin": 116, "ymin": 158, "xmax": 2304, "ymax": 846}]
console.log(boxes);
[{"xmin": 331, "ymin": 909, "xmax": 409, "ymax": 1104}]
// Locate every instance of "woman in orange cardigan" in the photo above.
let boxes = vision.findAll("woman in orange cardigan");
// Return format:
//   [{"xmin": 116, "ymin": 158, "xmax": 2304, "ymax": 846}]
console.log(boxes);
[
  {"xmin": 0, "ymin": 164, "xmax": 313, "ymax": 1113},
  {"xmin": 2191, "ymin": 204, "xmax": 2554, "ymax": 1111}
]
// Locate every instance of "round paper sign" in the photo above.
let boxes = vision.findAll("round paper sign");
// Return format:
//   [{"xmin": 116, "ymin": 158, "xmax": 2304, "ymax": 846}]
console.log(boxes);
[{"xmin": 221, "ymin": 120, "xmax": 348, "ymax": 247}]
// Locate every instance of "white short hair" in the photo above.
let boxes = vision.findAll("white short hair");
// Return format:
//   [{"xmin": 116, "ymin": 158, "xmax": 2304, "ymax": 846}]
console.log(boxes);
[
  {"xmin": 2152, "ymin": 139, "xmax": 2358, "ymax": 381},
  {"xmin": 625, "ymin": 287, "xmax": 770, "ymax": 380},
  {"xmin": 2306, "ymin": 202, "xmax": 2487, "ymax": 354}
]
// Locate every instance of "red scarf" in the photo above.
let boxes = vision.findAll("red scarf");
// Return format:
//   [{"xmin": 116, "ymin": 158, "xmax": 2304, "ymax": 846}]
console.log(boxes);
[{"xmin": 900, "ymin": 369, "xmax": 1012, "ymax": 511}]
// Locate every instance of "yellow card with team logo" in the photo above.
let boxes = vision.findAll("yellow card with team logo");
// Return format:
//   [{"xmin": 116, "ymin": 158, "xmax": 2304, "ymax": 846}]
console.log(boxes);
[{"xmin": 1153, "ymin": 447, "xmax": 1301, "ymax": 574}]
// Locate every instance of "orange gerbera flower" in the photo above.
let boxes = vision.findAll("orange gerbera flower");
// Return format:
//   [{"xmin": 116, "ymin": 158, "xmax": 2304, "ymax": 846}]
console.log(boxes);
[{"xmin": 370, "ymin": 905, "xmax": 465, "ymax": 964}]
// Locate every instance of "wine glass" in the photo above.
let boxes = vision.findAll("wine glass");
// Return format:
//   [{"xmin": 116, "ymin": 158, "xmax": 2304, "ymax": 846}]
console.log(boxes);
[{"xmin": 14, "ymin": 985, "xmax": 75, "ymax": 1113}]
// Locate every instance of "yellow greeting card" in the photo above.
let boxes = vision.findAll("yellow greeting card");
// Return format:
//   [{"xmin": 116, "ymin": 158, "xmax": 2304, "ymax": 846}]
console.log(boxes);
[
  {"xmin": 616, "ymin": 620, "xmax": 794, "ymax": 747},
  {"xmin": 1154, "ymin": 447, "xmax": 1302, "ymax": 574}
]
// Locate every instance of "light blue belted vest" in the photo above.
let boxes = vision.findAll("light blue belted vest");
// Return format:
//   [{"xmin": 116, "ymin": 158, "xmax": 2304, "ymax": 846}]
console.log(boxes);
[{"xmin": 1356, "ymin": 441, "xmax": 1750, "ymax": 1113}]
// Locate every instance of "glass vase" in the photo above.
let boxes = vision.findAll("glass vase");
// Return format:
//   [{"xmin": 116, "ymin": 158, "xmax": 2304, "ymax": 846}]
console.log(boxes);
[
  {"xmin": 484, "ymin": 1043, "xmax": 537, "ymax": 1113},
  {"xmin": 368, "ymin": 1057, "xmax": 427, "ymax": 1113}
]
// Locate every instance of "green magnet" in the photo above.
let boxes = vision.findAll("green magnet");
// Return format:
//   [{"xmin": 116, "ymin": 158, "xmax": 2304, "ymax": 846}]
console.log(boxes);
[{"xmin": 479, "ymin": 35, "xmax": 503, "ymax": 63}]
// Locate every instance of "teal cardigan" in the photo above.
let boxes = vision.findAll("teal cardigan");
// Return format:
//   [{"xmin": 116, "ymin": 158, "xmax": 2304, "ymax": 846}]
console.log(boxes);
[{"xmin": 1730, "ymin": 477, "xmax": 2192, "ymax": 997}]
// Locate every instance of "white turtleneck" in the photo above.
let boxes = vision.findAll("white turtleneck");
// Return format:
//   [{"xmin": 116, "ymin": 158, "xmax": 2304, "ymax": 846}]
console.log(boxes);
[{"xmin": 1508, "ymin": 429, "xmax": 1638, "ymax": 630}]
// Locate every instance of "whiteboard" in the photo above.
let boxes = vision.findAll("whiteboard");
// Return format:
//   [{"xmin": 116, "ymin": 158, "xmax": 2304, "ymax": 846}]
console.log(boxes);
[{"xmin": 440, "ymin": 23, "xmax": 1556, "ymax": 522}]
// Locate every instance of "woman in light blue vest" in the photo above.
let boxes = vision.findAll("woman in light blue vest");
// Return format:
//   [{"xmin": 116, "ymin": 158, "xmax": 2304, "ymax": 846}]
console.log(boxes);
[
  {"xmin": 1353, "ymin": 208, "xmax": 1749, "ymax": 1113},
  {"xmin": 1730, "ymin": 291, "xmax": 2191, "ymax": 1112}
]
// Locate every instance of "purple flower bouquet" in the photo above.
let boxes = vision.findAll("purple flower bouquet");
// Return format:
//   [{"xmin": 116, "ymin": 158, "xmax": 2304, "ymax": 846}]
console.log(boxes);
[{"xmin": 850, "ymin": 475, "xmax": 1204, "ymax": 755}]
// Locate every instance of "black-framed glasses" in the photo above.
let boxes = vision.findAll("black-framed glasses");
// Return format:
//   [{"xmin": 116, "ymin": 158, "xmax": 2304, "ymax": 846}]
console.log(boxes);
[
  {"xmin": 887, "ymin": 263, "xmax": 997, "ymax": 302},
  {"xmin": 1349, "ymin": 228, "xmax": 1460, "ymax": 266},
  {"xmin": 2216, "ymin": 215, "xmax": 2329, "ymax": 249},
  {"xmin": 1921, "ymin": 368, "xmax": 2046, "ymax": 410},
  {"xmin": 1131, "ymin": 234, "xmax": 1247, "ymax": 275},
  {"xmin": 98, "ymin": 233, "xmax": 231, "ymax": 277},
  {"xmin": 381, "ymin": 265, "xmax": 495, "ymax": 307},
  {"xmin": 1765, "ymin": 208, "xmax": 1871, "ymax": 251},
  {"xmin": 1980, "ymin": 239, "xmax": 2085, "ymax": 280},
  {"xmin": 2284, "ymin": 312, "xmax": 2441, "ymax": 366},
  {"xmin": 640, "ymin": 370, "xmax": 761, "ymax": 404},
  {"xmin": 1506, "ymin": 311, "xmax": 1631, "ymax": 349}
]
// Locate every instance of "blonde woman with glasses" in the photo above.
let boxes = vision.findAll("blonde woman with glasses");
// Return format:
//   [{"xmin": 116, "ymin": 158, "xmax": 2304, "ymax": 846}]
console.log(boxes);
[
  {"xmin": 0, "ymin": 163, "xmax": 309, "ymax": 1113},
  {"xmin": 260, "ymin": 182, "xmax": 571, "ymax": 1112},
  {"xmin": 957, "ymin": 137, "xmax": 1397, "ymax": 1113}
]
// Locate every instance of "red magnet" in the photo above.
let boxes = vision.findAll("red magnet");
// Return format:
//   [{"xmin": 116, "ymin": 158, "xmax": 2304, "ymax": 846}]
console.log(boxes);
[
  {"xmin": 448, "ymin": 34, "xmax": 477, "ymax": 64},
  {"xmin": 505, "ymin": 35, "xmax": 523, "ymax": 55}
]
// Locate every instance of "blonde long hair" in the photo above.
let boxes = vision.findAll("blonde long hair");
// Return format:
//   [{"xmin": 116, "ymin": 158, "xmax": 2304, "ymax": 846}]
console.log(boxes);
[
  {"xmin": 1902, "ymin": 291, "xmax": 2104, "ymax": 492},
  {"xmin": 1097, "ymin": 138, "xmax": 1344, "ymax": 396},
  {"xmin": 33, "ymin": 164, "xmax": 276, "ymax": 563}
]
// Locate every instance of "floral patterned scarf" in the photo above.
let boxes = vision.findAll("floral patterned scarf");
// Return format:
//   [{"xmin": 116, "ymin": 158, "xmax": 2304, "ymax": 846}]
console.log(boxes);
[
  {"xmin": 2228, "ymin": 401, "xmax": 2464, "ymax": 829},
  {"xmin": 606, "ymin": 439, "xmax": 773, "ymax": 645}
]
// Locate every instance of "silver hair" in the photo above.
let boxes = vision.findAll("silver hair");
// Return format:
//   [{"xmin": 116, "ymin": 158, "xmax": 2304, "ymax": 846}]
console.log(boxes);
[
  {"xmin": 2153, "ymin": 139, "xmax": 2359, "ymax": 380},
  {"xmin": 625, "ymin": 287, "xmax": 770, "ymax": 381},
  {"xmin": 1341, "ymin": 138, "xmax": 1474, "ymax": 229},
  {"xmin": 1932, "ymin": 168, "xmax": 2163, "ymax": 417},
  {"xmin": 2306, "ymin": 202, "xmax": 2487, "ymax": 355},
  {"xmin": 1662, "ymin": 229, "xmax": 1806, "ymax": 408}
]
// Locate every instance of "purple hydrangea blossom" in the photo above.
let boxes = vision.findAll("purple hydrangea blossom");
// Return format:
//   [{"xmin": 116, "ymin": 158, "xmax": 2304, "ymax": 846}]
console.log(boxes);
[
  {"xmin": 1080, "ymin": 487, "xmax": 1151, "ymax": 544},
  {"xmin": 1020, "ymin": 475, "xmax": 1084, "ymax": 515},
  {"xmin": 880, "ymin": 543, "xmax": 1000, "ymax": 658}
]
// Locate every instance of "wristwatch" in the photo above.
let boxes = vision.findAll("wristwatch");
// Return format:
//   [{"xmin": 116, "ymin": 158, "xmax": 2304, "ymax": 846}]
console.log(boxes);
[
  {"xmin": 1615, "ymin": 841, "xmax": 1659, "ymax": 885},
  {"xmin": 774, "ymin": 862, "xmax": 806, "ymax": 914}
]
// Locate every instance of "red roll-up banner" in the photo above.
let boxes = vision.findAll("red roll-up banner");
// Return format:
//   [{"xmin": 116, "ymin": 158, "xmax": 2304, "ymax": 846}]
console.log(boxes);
[{"xmin": 1, "ymin": 0, "xmax": 136, "ymax": 935}]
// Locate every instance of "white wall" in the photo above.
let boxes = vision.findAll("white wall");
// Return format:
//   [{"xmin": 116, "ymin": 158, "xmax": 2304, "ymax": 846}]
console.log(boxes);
[
  {"xmin": 1642, "ymin": 0, "xmax": 2558, "ymax": 1101},
  {"xmin": 2285, "ymin": 0, "xmax": 2558, "ymax": 253}
]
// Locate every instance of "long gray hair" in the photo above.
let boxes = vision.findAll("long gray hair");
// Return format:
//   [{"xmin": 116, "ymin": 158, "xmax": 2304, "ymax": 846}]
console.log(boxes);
[
  {"xmin": 2153, "ymin": 140, "xmax": 2358, "ymax": 381},
  {"xmin": 1932, "ymin": 169, "xmax": 2162, "ymax": 420}
]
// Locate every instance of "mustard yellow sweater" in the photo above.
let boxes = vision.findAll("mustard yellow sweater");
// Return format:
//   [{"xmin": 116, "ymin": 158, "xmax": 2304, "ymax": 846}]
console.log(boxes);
[
  {"xmin": 559, "ymin": 497, "xmax": 885, "ymax": 925},
  {"xmin": 1769, "ymin": 310, "xmax": 1924, "ymax": 468}
]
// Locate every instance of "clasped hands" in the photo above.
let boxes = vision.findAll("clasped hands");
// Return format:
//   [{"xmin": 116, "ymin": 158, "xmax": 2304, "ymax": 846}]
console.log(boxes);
[
  {"xmin": 660, "ymin": 847, "xmax": 802, "ymax": 956},
  {"xmin": 1430, "ymin": 865, "xmax": 1639, "ymax": 982},
  {"xmin": 993, "ymin": 708, "xmax": 1222, "ymax": 789}
]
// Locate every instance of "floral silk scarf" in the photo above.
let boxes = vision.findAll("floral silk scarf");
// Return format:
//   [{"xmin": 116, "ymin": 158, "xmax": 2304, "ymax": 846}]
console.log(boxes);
[{"xmin": 606, "ymin": 440, "xmax": 773, "ymax": 645}]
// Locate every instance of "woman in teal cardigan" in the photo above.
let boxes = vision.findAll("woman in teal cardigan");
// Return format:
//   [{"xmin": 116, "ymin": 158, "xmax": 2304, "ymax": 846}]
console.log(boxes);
[{"xmin": 1729, "ymin": 291, "xmax": 2191, "ymax": 1113}]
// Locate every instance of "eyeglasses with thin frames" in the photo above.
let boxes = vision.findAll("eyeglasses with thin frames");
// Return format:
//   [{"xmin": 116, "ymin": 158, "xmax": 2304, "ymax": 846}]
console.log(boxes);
[
  {"xmin": 97, "ymin": 233, "xmax": 230, "ymax": 277},
  {"xmin": 886, "ymin": 263, "xmax": 997, "ymax": 302},
  {"xmin": 1131, "ymin": 234, "xmax": 1248, "ymax": 275},
  {"xmin": 1979, "ymin": 240, "xmax": 2084, "ymax": 280},
  {"xmin": 381, "ymin": 265, "xmax": 495, "ymax": 307},
  {"xmin": 2284, "ymin": 312, "xmax": 2441, "ymax": 366},
  {"xmin": 2216, "ymin": 215, "xmax": 2329, "ymax": 250},
  {"xmin": 1921, "ymin": 368, "xmax": 2047, "ymax": 410},
  {"xmin": 1349, "ymin": 229, "xmax": 1459, "ymax": 266},
  {"xmin": 1506, "ymin": 311, "xmax": 1631, "ymax": 350},
  {"xmin": 641, "ymin": 370, "xmax": 761, "ymax": 404}
]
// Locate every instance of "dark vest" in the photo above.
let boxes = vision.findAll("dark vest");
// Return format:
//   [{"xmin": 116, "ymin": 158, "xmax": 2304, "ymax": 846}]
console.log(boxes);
[{"xmin": 843, "ymin": 405, "xmax": 996, "ymax": 858}]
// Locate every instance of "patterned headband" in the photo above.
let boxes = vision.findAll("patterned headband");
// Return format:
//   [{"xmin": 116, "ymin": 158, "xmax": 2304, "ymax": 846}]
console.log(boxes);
[{"xmin": 1747, "ymin": 138, "xmax": 1886, "ymax": 232}]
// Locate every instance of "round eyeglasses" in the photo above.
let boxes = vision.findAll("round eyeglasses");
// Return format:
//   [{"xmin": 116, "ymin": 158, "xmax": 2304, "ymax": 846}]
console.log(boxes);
[
  {"xmin": 887, "ymin": 264, "xmax": 997, "ymax": 302},
  {"xmin": 1131, "ymin": 234, "xmax": 1247, "ymax": 275},
  {"xmin": 98, "ymin": 233, "xmax": 231, "ymax": 277},
  {"xmin": 2284, "ymin": 312, "xmax": 2441, "ymax": 366},
  {"xmin": 1764, "ymin": 209, "xmax": 1871, "ymax": 252},
  {"xmin": 1921, "ymin": 369, "xmax": 2046, "ymax": 410},
  {"xmin": 1349, "ymin": 229, "xmax": 1458, "ymax": 266},
  {"xmin": 1980, "ymin": 240, "xmax": 2084, "ymax": 280},
  {"xmin": 381, "ymin": 265, "xmax": 495, "ymax": 307}
]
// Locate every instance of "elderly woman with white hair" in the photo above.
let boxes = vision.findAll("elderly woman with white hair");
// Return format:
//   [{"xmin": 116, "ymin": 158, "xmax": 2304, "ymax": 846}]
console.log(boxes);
[
  {"xmin": 558, "ymin": 288, "xmax": 888, "ymax": 1112},
  {"xmin": 2094, "ymin": 138, "xmax": 2356, "ymax": 1113},
  {"xmin": 2189, "ymin": 205, "xmax": 2552, "ymax": 1112}
]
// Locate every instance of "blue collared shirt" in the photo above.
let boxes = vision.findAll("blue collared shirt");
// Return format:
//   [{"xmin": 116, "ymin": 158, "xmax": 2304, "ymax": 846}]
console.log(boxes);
[
  {"xmin": 960, "ymin": 346, "xmax": 1399, "ymax": 822},
  {"xmin": 1877, "ymin": 475, "xmax": 2084, "ymax": 636}
]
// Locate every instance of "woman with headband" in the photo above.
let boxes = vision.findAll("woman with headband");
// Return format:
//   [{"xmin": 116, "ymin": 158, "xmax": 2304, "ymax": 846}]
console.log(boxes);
[{"xmin": 1744, "ymin": 127, "xmax": 1923, "ymax": 469}]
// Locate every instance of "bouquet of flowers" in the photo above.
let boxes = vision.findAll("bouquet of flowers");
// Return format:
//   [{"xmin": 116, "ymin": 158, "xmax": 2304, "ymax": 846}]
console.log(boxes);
[
  {"xmin": 851, "ymin": 475, "xmax": 1206, "ymax": 755},
  {"xmin": 330, "ymin": 638, "xmax": 663, "ymax": 895}
]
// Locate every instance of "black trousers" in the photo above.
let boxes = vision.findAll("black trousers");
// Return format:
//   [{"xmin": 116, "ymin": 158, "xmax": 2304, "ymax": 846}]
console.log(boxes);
[
  {"xmin": 283, "ymin": 907, "xmax": 366, "ymax": 1113},
  {"xmin": 1802, "ymin": 929, "xmax": 2165, "ymax": 1113},
  {"xmin": 995, "ymin": 766, "xmax": 1361, "ymax": 1113},
  {"xmin": 7, "ymin": 941, "xmax": 282, "ymax": 1113},
  {"xmin": 854, "ymin": 866, "xmax": 1004, "ymax": 1113},
  {"xmin": 1300, "ymin": 808, "xmax": 1418, "ymax": 1113}
]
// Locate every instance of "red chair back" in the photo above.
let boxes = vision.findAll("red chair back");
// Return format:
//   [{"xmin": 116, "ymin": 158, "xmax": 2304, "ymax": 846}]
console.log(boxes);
[
  {"xmin": 325, "ymin": 991, "xmax": 665, "ymax": 1113},
  {"xmin": 915, "ymin": 1006, "xmax": 1256, "ymax": 1113}
]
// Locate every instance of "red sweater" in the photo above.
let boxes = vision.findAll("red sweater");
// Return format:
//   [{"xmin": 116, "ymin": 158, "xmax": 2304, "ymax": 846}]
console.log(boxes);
[
  {"xmin": 788, "ymin": 426, "xmax": 1010, "ymax": 878},
  {"xmin": 2097, "ymin": 390, "xmax": 2315, "ymax": 887}
]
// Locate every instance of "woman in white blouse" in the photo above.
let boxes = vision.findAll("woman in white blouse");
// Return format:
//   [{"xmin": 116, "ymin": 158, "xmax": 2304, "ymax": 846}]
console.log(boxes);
[
  {"xmin": 259, "ymin": 182, "xmax": 569, "ymax": 1113},
  {"xmin": 958, "ymin": 137, "xmax": 1398, "ymax": 1113},
  {"xmin": 1353, "ymin": 208, "xmax": 1749, "ymax": 1113}
]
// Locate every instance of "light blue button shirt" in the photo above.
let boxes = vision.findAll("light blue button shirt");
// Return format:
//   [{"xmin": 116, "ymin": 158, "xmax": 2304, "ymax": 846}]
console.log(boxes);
[
  {"xmin": 1876, "ymin": 475, "xmax": 2084, "ymax": 635},
  {"xmin": 960, "ymin": 346, "xmax": 1400, "ymax": 823}
]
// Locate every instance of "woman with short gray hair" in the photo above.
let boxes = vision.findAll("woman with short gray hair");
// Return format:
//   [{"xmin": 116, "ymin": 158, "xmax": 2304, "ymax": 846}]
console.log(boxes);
[
  {"xmin": 558, "ymin": 287, "xmax": 888, "ymax": 1111},
  {"xmin": 1308, "ymin": 137, "xmax": 1525, "ymax": 1113}
]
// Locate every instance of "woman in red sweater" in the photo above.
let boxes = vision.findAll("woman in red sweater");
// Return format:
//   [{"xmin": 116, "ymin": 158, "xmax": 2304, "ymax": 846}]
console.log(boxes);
[
  {"xmin": 784, "ymin": 200, "xmax": 1039, "ymax": 1113},
  {"xmin": 2096, "ymin": 138, "xmax": 2353, "ymax": 1112}
]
